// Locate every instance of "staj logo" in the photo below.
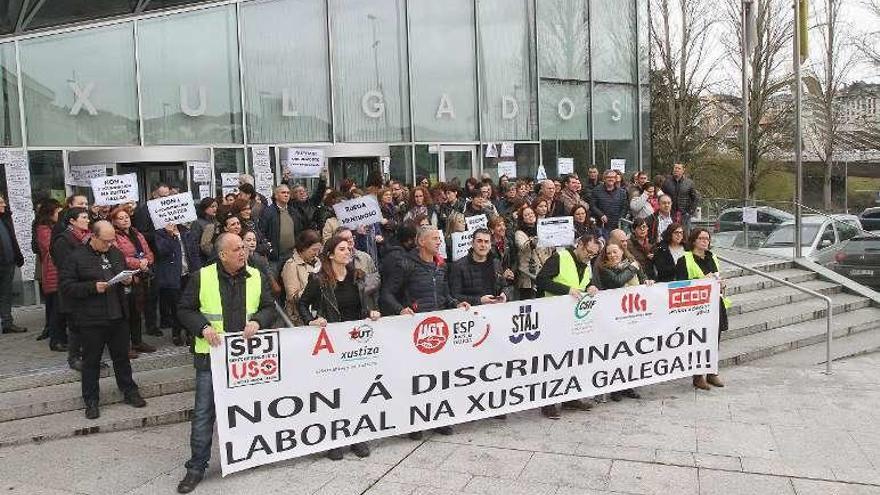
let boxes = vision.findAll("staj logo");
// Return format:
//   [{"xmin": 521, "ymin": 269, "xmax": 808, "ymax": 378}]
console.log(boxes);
[
  {"xmin": 510, "ymin": 304, "xmax": 541, "ymax": 344},
  {"xmin": 621, "ymin": 293, "xmax": 647, "ymax": 314},
  {"xmin": 668, "ymin": 284, "xmax": 712, "ymax": 309},
  {"xmin": 413, "ymin": 316, "xmax": 450, "ymax": 354},
  {"xmin": 225, "ymin": 331, "xmax": 281, "ymax": 388}
]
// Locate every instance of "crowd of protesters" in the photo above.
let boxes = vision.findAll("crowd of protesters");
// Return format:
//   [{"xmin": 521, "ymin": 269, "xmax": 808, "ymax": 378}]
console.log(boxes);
[{"xmin": 0, "ymin": 162, "xmax": 723, "ymax": 494}]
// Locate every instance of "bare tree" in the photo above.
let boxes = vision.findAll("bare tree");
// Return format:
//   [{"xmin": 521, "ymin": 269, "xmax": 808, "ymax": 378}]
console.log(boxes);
[
  {"xmin": 859, "ymin": 0, "xmax": 880, "ymax": 68},
  {"xmin": 719, "ymin": 0, "xmax": 793, "ymax": 198},
  {"xmin": 803, "ymin": 0, "xmax": 859, "ymax": 210},
  {"xmin": 649, "ymin": 0, "xmax": 720, "ymax": 171}
]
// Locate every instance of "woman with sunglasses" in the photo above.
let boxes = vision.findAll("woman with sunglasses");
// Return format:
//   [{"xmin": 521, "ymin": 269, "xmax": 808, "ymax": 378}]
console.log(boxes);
[{"xmin": 652, "ymin": 223, "xmax": 686, "ymax": 282}]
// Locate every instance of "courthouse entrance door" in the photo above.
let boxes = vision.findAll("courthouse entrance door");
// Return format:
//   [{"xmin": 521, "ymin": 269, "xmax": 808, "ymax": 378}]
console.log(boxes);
[{"xmin": 117, "ymin": 163, "xmax": 186, "ymax": 204}]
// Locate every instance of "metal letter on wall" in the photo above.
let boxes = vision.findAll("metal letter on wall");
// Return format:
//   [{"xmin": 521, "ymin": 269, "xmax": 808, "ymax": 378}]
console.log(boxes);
[
  {"xmin": 179, "ymin": 85, "xmax": 207, "ymax": 117},
  {"xmin": 557, "ymin": 97, "xmax": 575, "ymax": 121},
  {"xmin": 502, "ymin": 96, "xmax": 519, "ymax": 120},
  {"xmin": 69, "ymin": 82, "xmax": 98, "ymax": 116},
  {"xmin": 282, "ymin": 89, "xmax": 300, "ymax": 117},
  {"xmin": 611, "ymin": 100, "xmax": 622, "ymax": 122},
  {"xmin": 435, "ymin": 94, "xmax": 456, "ymax": 119},
  {"xmin": 361, "ymin": 90, "xmax": 386, "ymax": 119}
]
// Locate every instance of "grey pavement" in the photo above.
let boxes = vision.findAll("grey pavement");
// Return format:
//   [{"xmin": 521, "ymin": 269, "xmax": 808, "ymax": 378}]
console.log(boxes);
[{"xmin": 2, "ymin": 349, "xmax": 880, "ymax": 494}]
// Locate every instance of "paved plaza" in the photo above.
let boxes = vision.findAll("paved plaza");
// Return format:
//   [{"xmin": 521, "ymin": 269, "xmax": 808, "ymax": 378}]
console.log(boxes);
[{"xmin": 1, "ymin": 342, "xmax": 878, "ymax": 494}]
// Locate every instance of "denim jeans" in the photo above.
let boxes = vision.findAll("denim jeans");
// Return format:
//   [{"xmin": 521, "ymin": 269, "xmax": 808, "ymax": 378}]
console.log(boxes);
[{"xmin": 185, "ymin": 354, "xmax": 215, "ymax": 474}]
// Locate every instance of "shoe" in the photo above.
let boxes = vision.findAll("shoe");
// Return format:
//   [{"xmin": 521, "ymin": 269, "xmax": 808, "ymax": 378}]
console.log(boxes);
[
  {"xmin": 177, "ymin": 471, "xmax": 204, "ymax": 494},
  {"xmin": 128, "ymin": 350, "xmax": 139, "ymax": 360},
  {"xmin": 326, "ymin": 448, "xmax": 344, "ymax": 461},
  {"xmin": 610, "ymin": 392, "xmax": 622, "ymax": 402},
  {"xmin": 85, "ymin": 403, "xmax": 100, "ymax": 420},
  {"xmin": 50, "ymin": 342, "xmax": 68, "ymax": 352},
  {"xmin": 693, "ymin": 375, "xmax": 711, "ymax": 391},
  {"xmin": 132, "ymin": 342, "xmax": 156, "ymax": 353},
  {"xmin": 351, "ymin": 442, "xmax": 371, "ymax": 458},
  {"xmin": 145, "ymin": 327, "xmax": 163, "ymax": 337},
  {"xmin": 541, "ymin": 404, "xmax": 561, "ymax": 419},
  {"xmin": 408, "ymin": 431, "xmax": 424, "ymax": 441},
  {"xmin": 36, "ymin": 332, "xmax": 49, "ymax": 341},
  {"xmin": 2, "ymin": 324, "xmax": 27, "ymax": 334},
  {"xmin": 69, "ymin": 359, "xmax": 83, "ymax": 372},
  {"xmin": 172, "ymin": 335, "xmax": 184, "ymax": 346},
  {"xmin": 124, "ymin": 391, "xmax": 147, "ymax": 408},
  {"xmin": 434, "ymin": 426, "xmax": 453, "ymax": 436},
  {"xmin": 621, "ymin": 389, "xmax": 641, "ymax": 399},
  {"xmin": 562, "ymin": 399, "xmax": 594, "ymax": 411},
  {"xmin": 706, "ymin": 374, "xmax": 725, "ymax": 388}
]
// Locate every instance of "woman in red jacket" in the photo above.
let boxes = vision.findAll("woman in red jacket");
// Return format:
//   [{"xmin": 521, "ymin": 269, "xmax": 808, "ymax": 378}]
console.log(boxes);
[
  {"xmin": 35, "ymin": 200, "xmax": 66, "ymax": 351},
  {"xmin": 110, "ymin": 206, "xmax": 156, "ymax": 357}
]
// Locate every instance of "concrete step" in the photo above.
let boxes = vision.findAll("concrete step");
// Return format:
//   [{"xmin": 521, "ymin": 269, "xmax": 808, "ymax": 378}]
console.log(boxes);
[
  {"xmin": 0, "ymin": 366, "xmax": 194, "ymax": 423},
  {"xmin": 718, "ymin": 259, "xmax": 793, "ymax": 280},
  {"xmin": 744, "ymin": 327, "xmax": 880, "ymax": 368},
  {"xmin": 726, "ymin": 280, "xmax": 843, "ymax": 316},
  {"xmin": 723, "ymin": 292, "xmax": 871, "ymax": 341},
  {"xmin": 0, "ymin": 346, "xmax": 192, "ymax": 394},
  {"xmin": 720, "ymin": 306, "xmax": 880, "ymax": 367},
  {"xmin": 722, "ymin": 268, "xmax": 819, "ymax": 296},
  {"xmin": 0, "ymin": 390, "xmax": 194, "ymax": 448}
]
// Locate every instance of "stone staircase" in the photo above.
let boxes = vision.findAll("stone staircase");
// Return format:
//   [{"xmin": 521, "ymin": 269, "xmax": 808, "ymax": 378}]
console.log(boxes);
[{"xmin": 0, "ymin": 258, "xmax": 878, "ymax": 447}]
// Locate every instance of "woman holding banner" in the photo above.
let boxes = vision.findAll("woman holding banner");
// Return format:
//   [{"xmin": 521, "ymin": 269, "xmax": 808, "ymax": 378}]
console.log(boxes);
[
  {"xmin": 675, "ymin": 228, "xmax": 729, "ymax": 391},
  {"xmin": 298, "ymin": 235, "xmax": 381, "ymax": 460},
  {"xmin": 514, "ymin": 204, "xmax": 554, "ymax": 300}
]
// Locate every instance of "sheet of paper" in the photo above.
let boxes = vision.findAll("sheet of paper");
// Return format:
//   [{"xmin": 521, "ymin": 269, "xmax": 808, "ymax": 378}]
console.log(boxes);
[
  {"xmin": 538, "ymin": 216, "xmax": 575, "ymax": 247},
  {"xmin": 108, "ymin": 269, "xmax": 140, "ymax": 286},
  {"xmin": 500, "ymin": 142, "xmax": 515, "ymax": 157},
  {"xmin": 91, "ymin": 174, "xmax": 139, "ymax": 206},
  {"xmin": 497, "ymin": 161, "xmax": 517, "ymax": 179},
  {"xmin": 557, "ymin": 157, "xmax": 574, "ymax": 176},
  {"xmin": 284, "ymin": 148, "xmax": 325, "ymax": 178},
  {"xmin": 742, "ymin": 207, "xmax": 758, "ymax": 225},
  {"xmin": 610, "ymin": 159, "xmax": 626, "ymax": 172}
]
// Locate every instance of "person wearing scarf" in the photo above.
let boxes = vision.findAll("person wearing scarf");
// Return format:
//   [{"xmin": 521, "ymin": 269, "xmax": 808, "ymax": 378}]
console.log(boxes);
[{"xmin": 110, "ymin": 206, "xmax": 156, "ymax": 357}]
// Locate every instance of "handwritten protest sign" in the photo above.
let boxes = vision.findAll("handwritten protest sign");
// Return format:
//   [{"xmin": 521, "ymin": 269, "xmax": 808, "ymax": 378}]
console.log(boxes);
[
  {"xmin": 497, "ymin": 161, "xmax": 517, "ymax": 179},
  {"xmin": 538, "ymin": 216, "xmax": 575, "ymax": 247},
  {"xmin": 610, "ymin": 159, "xmax": 626, "ymax": 172},
  {"xmin": 557, "ymin": 157, "xmax": 574, "ymax": 176},
  {"xmin": 190, "ymin": 162, "xmax": 211, "ymax": 183},
  {"xmin": 465, "ymin": 214, "xmax": 487, "ymax": 232},
  {"xmin": 333, "ymin": 195, "xmax": 382, "ymax": 229},
  {"xmin": 284, "ymin": 148, "xmax": 324, "ymax": 178},
  {"xmin": 450, "ymin": 231, "xmax": 473, "ymax": 261},
  {"xmin": 91, "ymin": 174, "xmax": 139, "ymax": 206},
  {"xmin": 66, "ymin": 164, "xmax": 107, "ymax": 187},
  {"xmin": 148, "ymin": 192, "xmax": 198, "ymax": 229}
]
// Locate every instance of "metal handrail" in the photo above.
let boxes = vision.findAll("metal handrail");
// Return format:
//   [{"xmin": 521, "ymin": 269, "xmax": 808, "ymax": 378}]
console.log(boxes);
[{"xmin": 717, "ymin": 254, "xmax": 834, "ymax": 375}]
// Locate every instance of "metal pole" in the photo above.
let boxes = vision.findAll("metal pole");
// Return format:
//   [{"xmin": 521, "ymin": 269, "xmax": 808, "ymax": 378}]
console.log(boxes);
[
  {"xmin": 741, "ymin": 1, "xmax": 751, "ymax": 243},
  {"xmin": 793, "ymin": 0, "xmax": 804, "ymax": 258},
  {"xmin": 844, "ymin": 160, "xmax": 848, "ymax": 213}
]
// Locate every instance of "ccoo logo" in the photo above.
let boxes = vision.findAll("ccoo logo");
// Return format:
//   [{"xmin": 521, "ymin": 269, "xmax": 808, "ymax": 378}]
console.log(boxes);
[{"xmin": 621, "ymin": 293, "xmax": 647, "ymax": 313}]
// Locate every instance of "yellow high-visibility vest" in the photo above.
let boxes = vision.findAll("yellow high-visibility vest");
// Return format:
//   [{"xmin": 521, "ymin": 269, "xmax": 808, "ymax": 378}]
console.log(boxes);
[
  {"xmin": 544, "ymin": 249, "xmax": 591, "ymax": 297},
  {"xmin": 194, "ymin": 263, "xmax": 262, "ymax": 354},
  {"xmin": 682, "ymin": 251, "xmax": 732, "ymax": 309}
]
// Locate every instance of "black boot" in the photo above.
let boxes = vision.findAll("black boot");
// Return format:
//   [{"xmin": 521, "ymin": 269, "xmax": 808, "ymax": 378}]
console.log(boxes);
[
  {"xmin": 85, "ymin": 402, "xmax": 100, "ymax": 420},
  {"xmin": 177, "ymin": 471, "xmax": 204, "ymax": 494},
  {"xmin": 326, "ymin": 448, "xmax": 344, "ymax": 461}
]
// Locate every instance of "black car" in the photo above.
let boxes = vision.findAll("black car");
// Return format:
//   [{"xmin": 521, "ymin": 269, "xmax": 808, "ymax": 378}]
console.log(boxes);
[
  {"xmin": 819, "ymin": 234, "xmax": 880, "ymax": 289},
  {"xmin": 715, "ymin": 206, "xmax": 793, "ymax": 234},
  {"xmin": 858, "ymin": 207, "xmax": 880, "ymax": 231}
]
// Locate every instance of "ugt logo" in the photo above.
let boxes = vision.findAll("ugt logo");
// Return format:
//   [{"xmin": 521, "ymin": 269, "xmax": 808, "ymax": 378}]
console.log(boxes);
[
  {"xmin": 621, "ymin": 293, "xmax": 647, "ymax": 314},
  {"xmin": 413, "ymin": 316, "xmax": 449, "ymax": 354},
  {"xmin": 510, "ymin": 304, "xmax": 541, "ymax": 344}
]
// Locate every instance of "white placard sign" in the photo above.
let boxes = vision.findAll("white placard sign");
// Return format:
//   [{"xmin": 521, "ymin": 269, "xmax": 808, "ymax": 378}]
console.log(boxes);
[
  {"xmin": 252, "ymin": 146, "xmax": 271, "ymax": 170},
  {"xmin": 742, "ymin": 207, "xmax": 758, "ymax": 225},
  {"xmin": 2, "ymin": 150, "xmax": 36, "ymax": 280},
  {"xmin": 148, "ymin": 192, "xmax": 198, "ymax": 229},
  {"xmin": 610, "ymin": 159, "xmax": 626, "ymax": 172},
  {"xmin": 437, "ymin": 235, "xmax": 448, "ymax": 259},
  {"xmin": 465, "ymin": 214, "xmax": 487, "ymax": 232},
  {"xmin": 497, "ymin": 161, "xmax": 517, "ymax": 179},
  {"xmin": 91, "ymin": 174, "xmax": 139, "ymax": 206},
  {"xmin": 557, "ymin": 157, "xmax": 574, "ymax": 176},
  {"xmin": 66, "ymin": 164, "xmax": 107, "ymax": 187},
  {"xmin": 284, "ymin": 148, "xmax": 325, "ymax": 178},
  {"xmin": 333, "ymin": 195, "xmax": 382, "ymax": 229},
  {"xmin": 221, "ymin": 173, "xmax": 239, "ymax": 188},
  {"xmin": 536, "ymin": 165, "xmax": 547, "ymax": 181},
  {"xmin": 190, "ymin": 162, "xmax": 212, "ymax": 183},
  {"xmin": 484, "ymin": 143, "xmax": 498, "ymax": 158},
  {"xmin": 538, "ymin": 216, "xmax": 575, "ymax": 247},
  {"xmin": 210, "ymin": 281, "xmax": 721, "ymax": 475},
  {"xmin": 450, "ymin": 231, "xmax": 473, "ymax": 261},
  {"xmin": 198, "ymin": 184, "xmax": 211, "ymax": 201},
  {"xmin": 500, "ymin": 141, "xmax": 515, "ymax": 157},
  {"xmin": 255, "ymin": 172, "xmax": 274, "ymax": 199}
]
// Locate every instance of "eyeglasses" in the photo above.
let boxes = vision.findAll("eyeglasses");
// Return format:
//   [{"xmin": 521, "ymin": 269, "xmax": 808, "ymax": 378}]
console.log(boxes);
[{"xmin": 673, "ymin": 231, "xmax": 684, "ymax": 235}]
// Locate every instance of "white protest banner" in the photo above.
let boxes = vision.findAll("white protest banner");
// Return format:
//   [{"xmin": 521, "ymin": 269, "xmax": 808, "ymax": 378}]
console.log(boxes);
[
  {"xmin": 465, "ymin": 214, "xmax": 487, "ymax": 232},
  {"xmin": 198, "ymin": 184, "xmax": 211, "ymax": 201},
  {"xmin": 557, "ymin": 157, "xmax": 574, "ymax": 176},
  {"xmin": 2, "ymin": 150, "xmax": 36, "ymax": 280},
  {"xmin": 210, "ymin": 281, "xmax": 720, "ymax": 475},
  {"xmin": 484, "ymin": 143, "xmax": 498, "ymax": 158},
  {"xmin": 538, "ymin": 216, "xmax": 575, "ymax": 247},
  {"xmin": 252, "ymin": 146, "xmax": 271, "ymax": 170},
  {"xmin": 66, "ymin": 164, "xmax": 107, "ymax": 187},
  {"xmin": 148, "ymin": 192, "xmax": 198, "ymax": 229},
  {"xmin": 742, "ymin": 207, "xmax": 758, "ymax": 225},
  {"xmin": 255, "ymin": 172, "xmax": 274, "ymax": 199},
  {"xmin": 190, "ymin": 161, "xmax": 212, "ymax": 183},
  {"xmin": 497, "ymin": 161, "xmax": 517, "ymax": 179},
  {"xmin": 284, "ymin": 148, "xmax": 324, "ymax": 178},
  {"xmin": 221, "ymin": 173, "xmax": 239, "ymax": 188},
  {"xmin": 610, "ymin": 159, "xmax": 626, "ymax": 172},
  {"xmin": 450, "ymin": 231, "xmax": 473, "ymax": 261},
  {"xmin": 91, "ymin": 174, "xmax": 139, "ymax": 206},
  {"xmin": 536, "ymin": 165, "xmax": 547, "ymax": 181},
  {"xmin": 333, "ymin": 195, "xmax": 382, "ymax": 229},
  {"xmin": 500, "ymin": 141, "xmax": 515, "ymax": 157}
]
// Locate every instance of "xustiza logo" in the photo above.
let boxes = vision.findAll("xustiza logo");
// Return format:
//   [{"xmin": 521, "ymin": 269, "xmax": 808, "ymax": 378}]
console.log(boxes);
[
  {"xmin": 510, "ymin": 304, "xmax": 541, "ymax": 344},
  {"xmin": 621, "ymin": 293, "xmax": 647, "ymax": 313},
  {"xmin": 225, "ymin": 331, "xmax": 281, "ymax": 388},
  {"xmin": 413, "ymin": 316, "xmax": 449, "ymax": 354}
]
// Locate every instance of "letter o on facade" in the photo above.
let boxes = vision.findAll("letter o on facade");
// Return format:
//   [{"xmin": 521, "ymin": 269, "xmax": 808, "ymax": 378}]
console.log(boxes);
[
  {"xmin": 557, "ymin": 98, "xmax": 575, "ymax": 121},
  {"xmin": 362, "ymin": 90, "xmax": 386, "ymax": 119}
]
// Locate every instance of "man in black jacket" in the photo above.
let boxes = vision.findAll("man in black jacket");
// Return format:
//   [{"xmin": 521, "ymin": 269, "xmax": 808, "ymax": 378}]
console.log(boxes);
[
  {"xmin": 378, "ymin": 224, "xmax": 416, "ymax": 315},
  {"xmin": 661, "ymin": 163, "xmax": 700, "ymax": 232},
  {"xmin": 449, "ymin": 229, "xmax": 507, "ymax": 306},
  {"xmin": 0, "ymin": 194, "xmax": 26, "ymax": 333},
  {"xmin": 290, "ymin": 178, "xmax": 326, "ymax": 232},
  {"xmin": 260, "ymin": 184, "xmax": 303, "ymax": 267},
  {"xmin": 58, "ymin": 221, "xmax": 146, "ymax": 419}
]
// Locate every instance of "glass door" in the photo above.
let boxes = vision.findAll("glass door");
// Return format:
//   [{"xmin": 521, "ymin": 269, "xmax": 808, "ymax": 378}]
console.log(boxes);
[{"xmin": 439, "ymin": 146, "xmax": 476, "ymax": 185}]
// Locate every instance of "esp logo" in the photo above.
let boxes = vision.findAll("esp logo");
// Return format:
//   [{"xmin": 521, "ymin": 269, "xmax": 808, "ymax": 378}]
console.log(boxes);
[
  {"xmin": 413, "ymin": 316, "xmax": 449, "ymax": 354},
  {"xmin": 620, "ymin": 293, "xmax": 647, "ymax": 314},
  {"xmin": 226, "ymin": 331, "xmax": 281, "ymax": 388},
  {"xmin": 668, "ymin": 284, "xmax": 712, "ymax": 308}
]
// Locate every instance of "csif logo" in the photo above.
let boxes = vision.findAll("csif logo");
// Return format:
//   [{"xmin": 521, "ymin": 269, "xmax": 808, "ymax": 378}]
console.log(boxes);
[
  {"xmin": 620, "ymin": 293, "xmax": 647, "ymax": 314},
  {"xmin": 510, "ymin": 304, "xmax": 541, "ymax": 344}
]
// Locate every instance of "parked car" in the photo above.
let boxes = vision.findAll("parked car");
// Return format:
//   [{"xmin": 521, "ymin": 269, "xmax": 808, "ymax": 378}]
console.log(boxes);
[
  {"xmin": 813, "ymin": 233, "xmax": 880, "ymax": 289},
  {"xmin": 715, "ymin": 206, "xmax": 793, "ymax": 234},
  {"xmin": 858, "ymin": 207, "xmax": 880, "ymax": 231},
  {"xmin": 711, "ymin": 230, "xmax": 768, "ymax": 249},
  {"xmin": 758, "ymin": 215, "xmax": 863, "ymax": 258}
]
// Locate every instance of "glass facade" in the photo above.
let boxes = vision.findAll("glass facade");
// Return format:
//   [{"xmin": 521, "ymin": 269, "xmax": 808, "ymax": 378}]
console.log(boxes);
[{"xmin": 0, "ymin": 0, "xmax": 650, "ymax": 185}]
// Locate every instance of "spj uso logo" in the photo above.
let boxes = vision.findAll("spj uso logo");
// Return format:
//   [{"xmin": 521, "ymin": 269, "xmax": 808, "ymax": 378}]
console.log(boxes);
[
  {"xmin": 413, "ymin": 316, "xmax": 449, "ymax": 354},
  {"xmin": 225, "ymin": 331, "xmax": 281, "ymax": 388},
  {"xmin": 510, "ymin": 304, "xmax": 541, "ymax": 344}
]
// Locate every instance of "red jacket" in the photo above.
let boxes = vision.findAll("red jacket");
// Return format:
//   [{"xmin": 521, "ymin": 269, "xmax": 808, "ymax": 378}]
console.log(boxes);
[
  {"xmin": 36, "ymin": 225, "xmax": 58, "ymax": 294},
  {"xmin": 114, "ymin": 228, "xmax": 155, "ymax": 271}
]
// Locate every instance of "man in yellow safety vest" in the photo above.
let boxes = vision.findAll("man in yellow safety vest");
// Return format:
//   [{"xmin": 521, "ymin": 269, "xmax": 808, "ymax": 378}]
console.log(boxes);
[{"xmin": 175, "ymin": 232, "xmax": 275, "ymax": 493}]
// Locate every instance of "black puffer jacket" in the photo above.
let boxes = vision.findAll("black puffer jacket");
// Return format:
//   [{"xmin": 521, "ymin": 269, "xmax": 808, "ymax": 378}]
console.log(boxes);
[
  {"xmin": 448, "ymin": 253, "xmax": 504, "ymax": 306},
  {"xmin": 58, "ymin": 244, "xmax": 128, "ymax": 327},
  {"xmin": 661, "ymin": 175, "xmax": 700, "ymax": 216},
  {"xmin": 380, "ymin": 251, "xmax": 459, "ymax": 314},
  {"xmin": 597, "ymin": 260, "xmax": 646, "ymax": 289}
]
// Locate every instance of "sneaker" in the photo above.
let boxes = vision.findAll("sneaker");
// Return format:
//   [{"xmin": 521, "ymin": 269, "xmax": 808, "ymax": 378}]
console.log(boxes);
[
  {"xmin": 85, "ymin": 403, "xmax": 100, "ymax": 420},
  {"xmin": 326, "ymin": 448, "xmax": 344, "ymax": 461},
  {"xmin": 177, "ymin": 471, "xmax": 204, "ymax": 494},
  {"xmin": 408, "ymin": 431, "xmax": 424, "ymax": 441},
  {"xmin": 124, "ymin": 391, "xmax": 147, "ymax": 408},
  {"xmin": 434, "ymin": 426, "xmax": 453, "ymax": 436},
  {"xmin": 351, "ymin": 442, "xmax": 371, "ymax": 458},
  {"xmin": 132, "ymin": 342, "xmax": 157, "ymax": 353},
  {"xmin": 541, "ymin": 404, "xmax": 562, "ymax": 419},
  {"xmin": 621, "ymin": 389, "xmax": 641, "ymax": 399}
]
